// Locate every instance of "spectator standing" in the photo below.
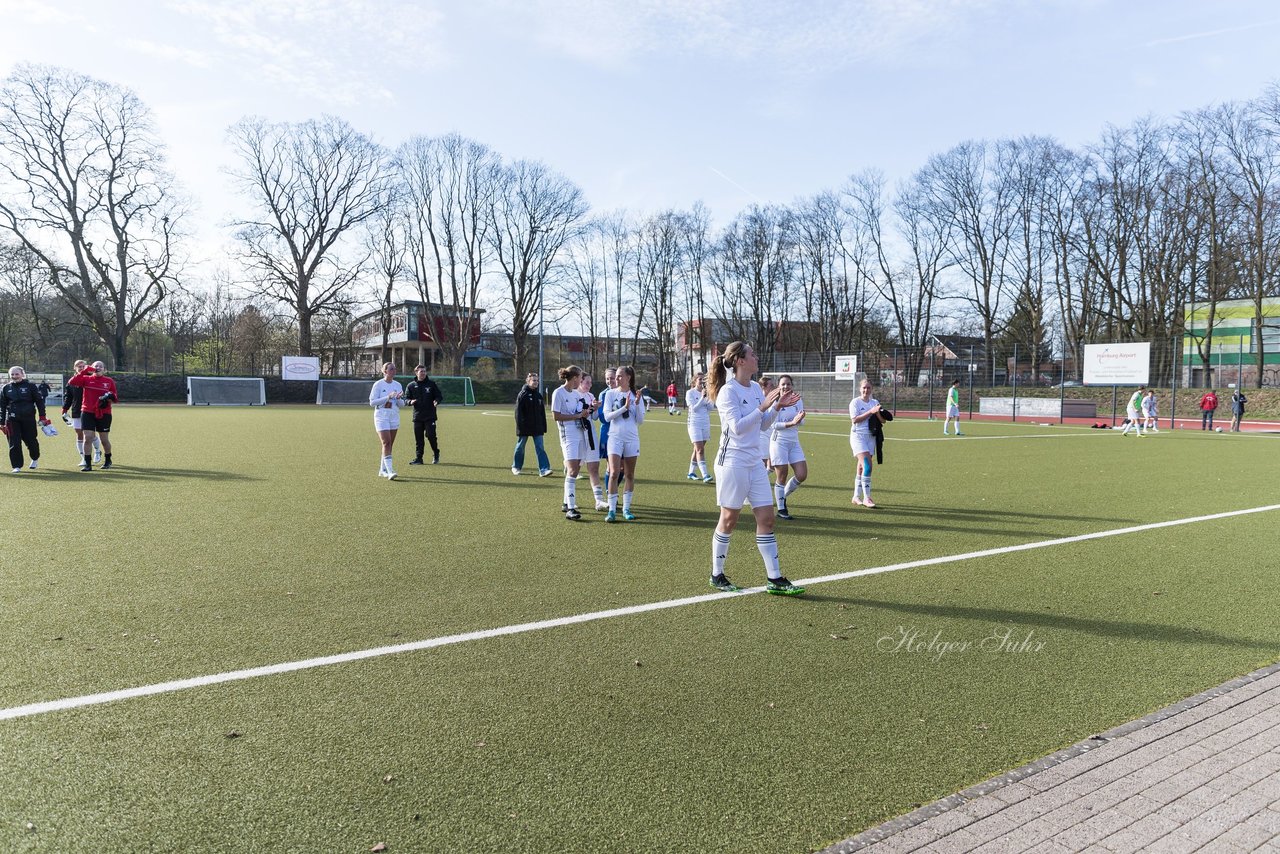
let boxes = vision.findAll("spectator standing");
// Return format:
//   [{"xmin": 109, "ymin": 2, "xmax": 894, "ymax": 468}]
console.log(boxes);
[
  {"xmin": 1199, "ymin": 389, "xmax": 1219, "ymax": 431},
  {"xmin": 513, "ymin": 372, "xmax": 552, "ymax": 477},
  {"xmin": 1230, "ymin": 389, "xmax": 1247, "ymax": 432}
]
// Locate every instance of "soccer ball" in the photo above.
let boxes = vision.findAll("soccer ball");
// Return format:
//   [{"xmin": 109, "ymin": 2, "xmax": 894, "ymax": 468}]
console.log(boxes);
[{"xmin": 1215, "ymin": 427, "xmax": 1223, "ymax": 433}]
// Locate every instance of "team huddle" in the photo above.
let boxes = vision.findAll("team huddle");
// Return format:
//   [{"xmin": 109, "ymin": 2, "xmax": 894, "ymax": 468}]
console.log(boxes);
[{"xmin": 2, "ymin": 360, "xmax": 116, "ymax": 473}]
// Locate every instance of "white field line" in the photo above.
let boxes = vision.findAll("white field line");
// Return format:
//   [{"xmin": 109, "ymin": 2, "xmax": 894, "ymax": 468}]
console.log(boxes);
[{"xmin": 3, "ymin": 503, "xmax": 1279, "ymax": 723}]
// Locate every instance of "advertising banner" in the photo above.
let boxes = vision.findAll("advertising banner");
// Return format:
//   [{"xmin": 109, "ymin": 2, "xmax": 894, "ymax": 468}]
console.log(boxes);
[
  {"xmin": 282, "ymin": 356, "xmax": 321, "ymax": 382},
  {"xmin": 1082, "ymin": 343, "xmax": 1150, "ymax": 385}
]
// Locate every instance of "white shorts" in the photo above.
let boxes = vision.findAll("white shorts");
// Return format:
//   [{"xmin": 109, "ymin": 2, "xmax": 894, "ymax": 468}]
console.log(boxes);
[
  {"xmin": 560, "ymin": 432, "xmax": 586, "ymax": 463},
  {"xmin": 769, "ymin": 438, "xmax": 805, "ymax": 465},
  {"xmin": 714, "ymin": 463, "xmax": 773, "ymax": 510},
  {"xmin": 850, "ymin": 431, "xmax": 875, "ymax": 456},
  {"xmin": 607, "ymin": 434, "xmax": 640, "ymax": 458},
  {"xmin": 374, "ymin": 411, "xmax": 400, "ymax": 431},
  {"xmin": 1126, "ymin": 408, "xmax": 1139, "ymax": 422},
  {"xmin": 71, "ymin": 416, "xmax": 82, "ymax": 430},
  {"xmin": 687, "ymin": 423, "xmax": 710, "ymax": 443},
  {"xmin": 947, "ymin": 404, "xmax": 959, "ymax": 417}
]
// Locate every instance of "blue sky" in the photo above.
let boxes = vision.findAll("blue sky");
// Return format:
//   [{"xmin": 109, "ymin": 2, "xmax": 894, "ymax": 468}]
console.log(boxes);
[{"xmin": 3, "ymin": 0, "xmax": 1279, "ymax": 267}]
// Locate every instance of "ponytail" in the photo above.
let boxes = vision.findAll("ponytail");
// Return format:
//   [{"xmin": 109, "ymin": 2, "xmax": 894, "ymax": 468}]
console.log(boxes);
[{"xmin": 707, "ymin": 341, "xmax": 748, "ymax": 401}]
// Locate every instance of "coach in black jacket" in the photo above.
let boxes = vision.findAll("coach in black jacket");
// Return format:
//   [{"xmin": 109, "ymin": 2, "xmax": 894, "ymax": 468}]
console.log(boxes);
[
  {"xmin": 405, "ymin": 366, "xmax": 444, "ymax": 464},
  {"xmin": 2, "ymin": 366, "xmax": 48, "ymax": 472}
]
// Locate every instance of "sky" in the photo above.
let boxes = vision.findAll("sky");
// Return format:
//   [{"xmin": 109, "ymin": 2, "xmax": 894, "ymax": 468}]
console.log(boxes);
[{"xmin": 2, "ymin": 0, "xmax": 1279, "ymax": 283}]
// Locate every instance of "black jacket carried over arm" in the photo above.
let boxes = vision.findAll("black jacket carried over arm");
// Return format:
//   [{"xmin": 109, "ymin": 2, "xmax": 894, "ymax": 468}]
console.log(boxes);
[
  {"xmin": 0, "ymin": 379, "xmax": 46, "ymax": 423},
  {"xmin": 515, "ymin": 386, "xmax": 547, "ymax": 437},
  {"xmin": 405, "ymin": 378, "xmax": 444, "ymax": 422}
]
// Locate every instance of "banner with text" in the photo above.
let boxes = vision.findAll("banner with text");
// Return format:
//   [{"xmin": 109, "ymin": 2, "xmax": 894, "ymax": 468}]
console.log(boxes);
[
  {"xmin": 281, "ymin": 356, "xmax": 321, "ymax": 382},
  {"xmin": 1082, "ymin": 343, "xmax": 1150, "ymax": 385}
]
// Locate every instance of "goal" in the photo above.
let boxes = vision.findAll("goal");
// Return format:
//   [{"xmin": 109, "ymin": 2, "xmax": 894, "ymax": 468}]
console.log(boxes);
[
  {"xmin": 758, "ymin": 370, "xmax": 865, "ymax": 413},
  {"xmin": 315, "ymin": 376, "xmax": 476, "ymax": 406},
  {"xmin": 316, "ymin": 379, "xmax": 374, "ymax": 405},
  {"xmin": 187, "ymin": 376, "xmax": 266, "ymax": 406}
]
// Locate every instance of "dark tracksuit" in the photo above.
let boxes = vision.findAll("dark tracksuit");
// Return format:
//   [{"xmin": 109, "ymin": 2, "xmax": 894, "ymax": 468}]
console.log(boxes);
[
  {"xmin": 1, "ymin": 379, "xmax": 47, "ymax": 468},
  {"xmin": 405, "ymin": 377, "xmax": 444, "ymax": 462}
]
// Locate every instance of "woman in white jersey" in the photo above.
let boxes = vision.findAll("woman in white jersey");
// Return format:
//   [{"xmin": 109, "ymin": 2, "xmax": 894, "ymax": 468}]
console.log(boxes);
[
  {"xmin": 601, "ymin": 365, "xmax": 646, "ymax": 522},
  {"xmin": 552, "ymin": 365, "xmax": 596, "ymax": 520},
  {"xmin": 850, "ymin": 378, "xmax": 883, "ymax": 507},
  {"xmin": 578, "ymin": 372, "xmax": 608, "ymax": 512},
  {"xmin": 369, "ymin": 362, "xmax": 405, "ymax": 480},
  {"xmin": 685, "ymin": 372, "xmax": 714, "ymax": 483},
  {"xmin": 707, "ymin": 342, "xmax": 803, "ymax": 596},
  {"xmin": 770, "ymin": 374, "xmax": 807, "ymax": 521},
  {"xmin": 1143, "ymin": 390, "xmax": 1159, "ymax": 433}
]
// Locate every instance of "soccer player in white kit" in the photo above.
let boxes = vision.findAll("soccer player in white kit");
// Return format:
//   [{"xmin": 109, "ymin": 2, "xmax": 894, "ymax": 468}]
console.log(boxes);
[
  {"xmin": 552, "ymin": 365, "xmax": 596, "ymax": 521},
  {"xmin": 685, "ymin": 372, "xmax": 714, "ymax": 483},
  {"xmin": 601, "ymin": 365, "xmax": 646, "ymax": 521},
  {"xmin": 850, "ymin": 378, "xmax": 883, "ymax": 507},
  {"xmin": 369, "ymin": 362, "xmax": 405, "ymax": 479},
  {"xmin": 1142, "ymin": 390, "xmax": 1159, "ymax": 433},
  {"xmin": 770, "ymin": 374, "xmax": 807, "ymax": 521},
  {"xmin": 707, "ymin": 342, "xmax": 804, "ymax": 596}
]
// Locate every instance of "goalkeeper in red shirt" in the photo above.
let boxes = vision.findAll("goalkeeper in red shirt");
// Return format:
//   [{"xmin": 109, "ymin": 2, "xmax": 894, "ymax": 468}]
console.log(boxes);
[{"xmin": 67, "ymin": 361, "xmax": 118, "ymax": 471}]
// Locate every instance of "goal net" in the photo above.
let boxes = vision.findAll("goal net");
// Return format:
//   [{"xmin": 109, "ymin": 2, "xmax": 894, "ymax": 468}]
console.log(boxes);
[
  {"xmin": 758, "ymin": 370, "xmax": 866, "ymax": 413},
  {"xmin": 187, "ymin": 376, "xmax": 266, "ymax": 406},
  {"xmin": 316, "ymin": 379, "xmax": 374, "ymax": 405}
]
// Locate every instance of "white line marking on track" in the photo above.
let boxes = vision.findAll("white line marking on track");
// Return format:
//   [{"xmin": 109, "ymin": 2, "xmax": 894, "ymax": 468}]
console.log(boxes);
[{"xmin": 4, "ymin": 503, "xmax": 1277, "ymax": 722}]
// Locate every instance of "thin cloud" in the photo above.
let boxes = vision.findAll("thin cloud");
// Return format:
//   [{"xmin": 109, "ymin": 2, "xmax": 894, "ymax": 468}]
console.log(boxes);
[
  {"xmin": 1144, "ymin": 18, "xmax": 1280, "ymax": 48},
  {"xmin": 125, "ymin": 38, "xmax": 213, "ymax": 69}
]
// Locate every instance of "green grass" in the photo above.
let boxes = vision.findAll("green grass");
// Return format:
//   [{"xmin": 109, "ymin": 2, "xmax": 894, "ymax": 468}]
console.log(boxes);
[{"xmin": 1, "ymin": 407, "xmax": 1278, "ymax": 852}]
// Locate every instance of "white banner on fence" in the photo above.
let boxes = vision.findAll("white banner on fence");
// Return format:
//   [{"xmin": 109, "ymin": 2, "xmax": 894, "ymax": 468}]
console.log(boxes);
[
  {"xmin": 281, "ymin": 356, "xmax": 320, "ymax": 382},
  {"xmin": 834, "ymin": 355, "xmax": 858, "ymax": 380},
  {"xmin": 1082, "ymin": 343, "xmax": 1150, "ymax": 385}
]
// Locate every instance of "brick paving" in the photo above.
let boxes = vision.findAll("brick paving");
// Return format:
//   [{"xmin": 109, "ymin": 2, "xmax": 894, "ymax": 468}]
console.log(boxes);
[{"xmin": 824, "ymin": 663, "xmax": 1280, "ymax": 853}]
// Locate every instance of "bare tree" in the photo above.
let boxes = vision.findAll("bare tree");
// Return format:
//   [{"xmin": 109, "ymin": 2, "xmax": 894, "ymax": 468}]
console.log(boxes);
[
  {"xmin": 227, "ymin": 114, "xmax": 391, "ymax": 356},
  {"xmin": 633, "ymin": 210, "xmax": 684, "ymax": 383},
  {"xmin": 0, "ymin": 65, "xmax": 183, "ymax": 369},
  {"xmin": 489, "ymin": 159, "xmax": 588, "ymax": 376},
  {"xmin": 397, "ymin": 133, "xmax": 499, "ymax": 373},
  {"xmin": 710, "ymin": 205, "xmax": 793, "ymax": 368}
]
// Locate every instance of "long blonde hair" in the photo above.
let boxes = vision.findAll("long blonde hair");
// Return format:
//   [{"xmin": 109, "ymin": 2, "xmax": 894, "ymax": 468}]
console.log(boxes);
[{"xmin": 707, "ymin": 342, "xmax": 750, "ymax": 401}]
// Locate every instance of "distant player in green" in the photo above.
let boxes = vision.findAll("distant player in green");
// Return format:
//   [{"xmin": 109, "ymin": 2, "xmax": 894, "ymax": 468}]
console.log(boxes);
[
  {"xmin": 1121, "ymin": 386, "xmax": 1145, "ymax": 436},
  {"xmin": 943, "ymin": 380, "xmax": 962, "ymax": 436}
]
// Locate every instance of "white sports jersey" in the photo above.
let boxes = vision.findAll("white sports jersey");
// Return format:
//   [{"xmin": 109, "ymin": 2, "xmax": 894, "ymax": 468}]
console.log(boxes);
[
  {"xmin": 601, "ymin": 387, "xmax": 645, "ymax": 441},
  {"xmin": 552, "ymin": 386, "xmax": 591, "ymax": 441},
  {"xmin": 370, "ymin": 380, "xmax": 404, "ymax": 410},
  {"xmin": 850, "ymin": 396, "xmax": 880, "ymax": 437},
  {"xmin": 686, "ymin": 388, "xmax": 712, "ymax": 432},
  {"xmin": 715, "ymin": 379, "xmax": 776, "ymax": 468},
  {"xmin": 772, "ymin": 398, "xmax": 805, "ymax": 441}
]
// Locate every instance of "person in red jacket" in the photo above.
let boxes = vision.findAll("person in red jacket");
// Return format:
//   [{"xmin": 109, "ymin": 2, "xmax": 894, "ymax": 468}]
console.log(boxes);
[
  {"xmin": 665, "ymin": 381, "xmax": 678, "ymax": 415},
  {"xmin": 67, "ymin": 361, "xmax": 118, "ymax": 471},
  {"xmin": 1199, "ymin": 389, "xmax": 1218, "ymax": 431}
]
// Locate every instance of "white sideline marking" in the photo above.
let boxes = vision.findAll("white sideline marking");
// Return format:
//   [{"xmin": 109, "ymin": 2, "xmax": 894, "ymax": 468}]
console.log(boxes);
[{"xmin": 4, "ymin": 503, "xmax": 1278, "ymax": 722}]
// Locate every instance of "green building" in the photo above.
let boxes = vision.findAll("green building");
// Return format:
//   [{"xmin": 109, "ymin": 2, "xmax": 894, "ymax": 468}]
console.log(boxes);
[{"xmin": 1183, "ymin": 297, "xmax": 1280, "ymax": 388}]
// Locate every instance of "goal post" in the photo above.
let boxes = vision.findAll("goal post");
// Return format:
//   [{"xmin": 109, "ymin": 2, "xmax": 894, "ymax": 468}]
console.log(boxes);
[
  {"xmin": 428, "ymin": 376, "xmax": 475, "ymax": 406},
  {"xmin": 187, "ymin": 376, "xmax": 266, "ymax": 406}
]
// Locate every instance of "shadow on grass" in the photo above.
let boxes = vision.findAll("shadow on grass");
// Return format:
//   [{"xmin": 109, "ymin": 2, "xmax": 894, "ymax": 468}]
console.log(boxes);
[
  {"xmin": 796, "ymin": 596, "xmax": 1280, "ymax": 651},
  {"xmin": 23, "ymin": 466, "xmax": 262, "ymax": 482}
]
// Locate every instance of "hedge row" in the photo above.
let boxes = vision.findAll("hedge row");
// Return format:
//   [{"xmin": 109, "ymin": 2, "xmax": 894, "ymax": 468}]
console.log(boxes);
[{"xmin": 83, "ymin": 374, "xmax": 531, "ymax": 406}]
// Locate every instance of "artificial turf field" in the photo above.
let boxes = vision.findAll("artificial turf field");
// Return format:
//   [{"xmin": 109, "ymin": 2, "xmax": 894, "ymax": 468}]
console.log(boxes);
[{"xmin": 1, "ymin": 405, "xmax": 1278, "ymax": 853}]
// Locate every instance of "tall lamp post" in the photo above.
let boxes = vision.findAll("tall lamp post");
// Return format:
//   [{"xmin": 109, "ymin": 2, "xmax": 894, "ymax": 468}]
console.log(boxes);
[{"xmin": 530, "ymin": 224, "xmax": 545, "ymax": 397}]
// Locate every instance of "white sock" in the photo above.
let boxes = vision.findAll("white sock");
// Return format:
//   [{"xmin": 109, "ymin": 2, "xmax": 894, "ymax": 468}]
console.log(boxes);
[
  {"xmin": 623, "ymin": 491, "xmax": 633, "ymax": 512},
  {"xmin": 756, "ymin": 533, "xmax": 781, "ymax": 580},
  {"xmin": 698, "ymin": 461, "xmax": 708, "ymax": 478},
  {"xmin": 383, "ymin": 455, "xmax": 394, "ymax": 471},
  {"xmin": 784, "ymin": 477, "xmax": 800, "ymax": 497},
  {"xmin": 593, "ymin": 485, "xmax": 603, "ymax": 501},
  {"xmin": 689, "ymin": 461, "xmax": 698, "ymax": 475},
  {"xmin": 775, "ymin": 484, "xmax": 786, "ymax": 508},
  {"xmin": 608, "ymin": 493, "xmax": 618, "ymax": 513},
  {"xmin": 564, "ymin": 475, "xmax": 576, "ymax": 509},
  {"xmin": 863, "ymin": 472, "xmax": 872, "ymax": 501},
  {"xmin": 93, "ymin": 437, "xmax": 102, "ymax": 450},
  {"xmin": 854, "ymin": 473, "xmax": 864, "ymax": 500},
  {"xmin": 76, "ymin": 440, "xmax": 83, "ymax": 454},
  {"xmin": 712, "ymin": 531, "xmax": 730, "ymax": 576}
]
